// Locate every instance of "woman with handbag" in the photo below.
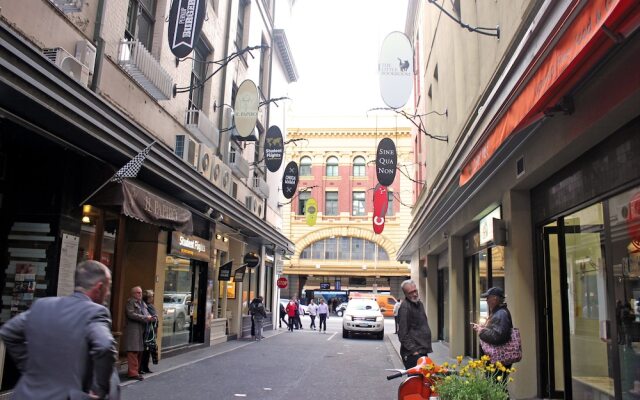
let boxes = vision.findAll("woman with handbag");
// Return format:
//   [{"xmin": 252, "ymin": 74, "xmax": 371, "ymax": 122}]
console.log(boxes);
[{"xmin": 473, "ymin": 287, "xmax": 518, "ymax": 384}]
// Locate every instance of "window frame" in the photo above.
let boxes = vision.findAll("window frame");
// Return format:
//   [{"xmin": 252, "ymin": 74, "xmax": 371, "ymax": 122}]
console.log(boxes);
[
  {"xmin": 352, "ymin": 191, "xmax": 366, "ymax": 216},
  {"xmin": 326, "ymin": 156, "xmax": 339, "ymax": 177},
  {"xmin": 300, "ymin": 156, "xmax": 312, "ymax": 176},
  {"xmin": 325, "ymin": 191, "xmax": 338, "ymax": 216},
  {"xmin": 353, "ymin": 156, "xmax": 366, "ymax": 177}
]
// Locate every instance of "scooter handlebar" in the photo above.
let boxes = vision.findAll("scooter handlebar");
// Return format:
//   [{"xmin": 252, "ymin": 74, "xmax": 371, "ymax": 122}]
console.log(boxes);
[{"xmin": 386, "ymin": 371, "xmax": 404, "ymax": 380}]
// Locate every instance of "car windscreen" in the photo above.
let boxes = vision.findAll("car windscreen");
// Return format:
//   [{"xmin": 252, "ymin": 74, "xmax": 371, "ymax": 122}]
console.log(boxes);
[
  {"xmin": 348, "ymin": 302, "xmax": 379, "ymax": 311},
  {"xmin": 164, "ymin": 295, "xmax": 183, "ymax": 303}
]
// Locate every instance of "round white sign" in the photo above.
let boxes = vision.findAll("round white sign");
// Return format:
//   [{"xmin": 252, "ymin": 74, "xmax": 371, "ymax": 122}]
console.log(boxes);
[
  {"xmin": 234, "ymin": 79, "xmax": 259, "ymax": 137},
  {"xmin": 378, "ymin": 31, "xmax": 413, "ymax": 109}
]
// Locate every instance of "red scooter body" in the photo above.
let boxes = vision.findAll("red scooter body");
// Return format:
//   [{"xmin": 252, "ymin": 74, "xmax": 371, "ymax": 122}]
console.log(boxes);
[{"xmin": 397, "ymin": 356, "xmax": 442, "ymax": 400}]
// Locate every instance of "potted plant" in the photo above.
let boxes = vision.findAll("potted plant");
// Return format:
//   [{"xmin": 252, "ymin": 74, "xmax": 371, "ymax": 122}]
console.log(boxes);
[{"xmin": 428, "ymin": 355, "xmax": 516, "ymax": 400}]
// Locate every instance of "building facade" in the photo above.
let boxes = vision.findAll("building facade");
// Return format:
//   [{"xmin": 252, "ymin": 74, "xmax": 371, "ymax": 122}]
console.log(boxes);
[
  {"xmin": 0, "ymin": 0, "xmax": 297, "ymax": 391},
  {"xmin": 402, "ymin": 0, "xmax": 640, "ymax": 399},
  {"xmin": 282, "ymin": 115, "xmax": 412, "ymax": 302}
]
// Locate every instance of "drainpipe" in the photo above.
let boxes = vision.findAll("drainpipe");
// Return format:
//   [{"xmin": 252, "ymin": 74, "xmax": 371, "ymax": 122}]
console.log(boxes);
[{"xmin": 90, "ymin": 0, "xmax": 106, "ymax": 92}]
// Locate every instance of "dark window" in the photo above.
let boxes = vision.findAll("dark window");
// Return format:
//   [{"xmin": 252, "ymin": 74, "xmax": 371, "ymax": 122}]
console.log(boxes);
[
  {"xmin": 325, "ymin": 191, "xmax": 338, "ymax": 216},
  {"xmin": 125, "ymin": 0, "xmax": 156, "ymax": 50},
  {"xmin": 188, "ymin": 38, "xmax": 211, "ymax": 111},
  {"xmin": 351, "ymin": 238, "xmax": 364, "ymax": 260},
  {"xmin": 325, "ymin": 237, "xmax": 337, "ymax": 259},
  {"xmin": 298, "ymin": 191, "xmax": 310, "ymax": 215},
  {"xmin": 387, "ymin": 191, "xmax": 394, "ymax": 216},
  {"xmin": 311, "ymin": 240, "xmax": 324, "ymax": 259},
  {"xmin": 235, "ymin": 0, "xmax": 248, "ymax": 51},
  {"xmin": 339, "ymin": 237, "xmax": 350, "ymax": 260}
]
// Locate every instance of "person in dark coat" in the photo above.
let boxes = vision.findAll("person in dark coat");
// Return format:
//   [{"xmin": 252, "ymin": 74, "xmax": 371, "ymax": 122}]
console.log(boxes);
[
  {"xmin": 139, "ymin": 289, "xmax": 158, "ymax": 374},
  {"xmin": 398, "ymin": 279, "xmax": 433, "ymax": 369},
  {"xmin": 252, "ymin": 296, "xmax": 268, "ymax": 341},
  {"xmin": 473, "ymin": 287, "xmax": 513, "ymax": 384},
  {"xmin": 124, "ymin": 286, "xmax": 155, "ymax": 380},
  {"xmin": 279, "ymin": 302, "xmax": 287, "ymax": 328}
]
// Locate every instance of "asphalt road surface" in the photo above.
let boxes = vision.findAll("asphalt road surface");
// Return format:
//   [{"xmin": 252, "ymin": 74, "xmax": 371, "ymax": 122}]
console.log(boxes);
[{"xmin": 121, "ymin": 316, "xmax": 402, "ymax": 400}]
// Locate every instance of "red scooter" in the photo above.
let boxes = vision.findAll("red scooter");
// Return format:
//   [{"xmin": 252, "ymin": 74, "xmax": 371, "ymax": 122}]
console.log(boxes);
[{"xmin": 386, "ymin": 356, "xmax": 446, "ymax": 400}]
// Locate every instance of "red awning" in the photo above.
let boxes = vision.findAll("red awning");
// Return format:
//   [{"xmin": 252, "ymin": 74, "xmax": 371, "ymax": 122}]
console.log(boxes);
[{"xmin": 460, "ymin": 0, "xmax": 640, "ymax": 186}]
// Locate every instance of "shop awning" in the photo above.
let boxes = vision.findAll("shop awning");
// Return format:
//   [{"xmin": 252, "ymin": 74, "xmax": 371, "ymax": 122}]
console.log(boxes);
[
  {"xmin": 90, "ymin": 178, "xmax": 193, "ymax": 233},
  {"xmin": 460, "ymin": 0, "xmax": 640, "ymax": 186}
]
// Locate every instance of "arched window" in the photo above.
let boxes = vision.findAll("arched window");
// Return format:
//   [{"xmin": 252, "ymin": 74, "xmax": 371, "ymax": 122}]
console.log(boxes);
[
  {"xmin": 299, "ymin": 237, "xmax": 389, "ymax": 261},
  {"xmin": 353, "ymin": 156, "xmax": 366, "ymax": 177},
  {"xmin": 299, "ymin": 156, "xmax": 312, "ymax": 176},
  {"xmin": 326, "ymin": 156, "xmax": 339, "ymax": 177}
]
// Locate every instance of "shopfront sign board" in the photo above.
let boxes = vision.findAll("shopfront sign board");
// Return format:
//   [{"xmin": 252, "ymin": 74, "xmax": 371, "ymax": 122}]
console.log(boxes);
[
  {"xmin": 218, "ymin": 260, "xmax": 232, "ymax": 281},
  {"xmin": 378, "ymin": 31, "xmax": 413, "ymax": 109},
  {"xmin": 281, "ymin": 161, "xmax": 299, "ymax": 199},
  {"xmin": 170, "ymin": 231, "xmax": 211, "ymax": 262},
  {"xmin": 479, "ymin": 207, "xmax": 502, "ymax": 245},
  {"xmin": 168, "ymin": 0, "xmax": 207, "ymax": 58},
  {"xmin": 264, "ymin": 126, "xmax": 284, "ymax": 172},
  {"xmin": 376, "ymin": 138, "xmax": 397, "ymax": 186},
  {"xmin": 234, "ymin": 80, "xmax": 259, "ymax": 138}
]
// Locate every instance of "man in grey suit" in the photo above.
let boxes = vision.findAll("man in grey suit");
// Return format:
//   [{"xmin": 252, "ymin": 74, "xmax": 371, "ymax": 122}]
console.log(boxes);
[{"xmin": 0, "ymin": 260, "xmax": 118, "ymax": 399}]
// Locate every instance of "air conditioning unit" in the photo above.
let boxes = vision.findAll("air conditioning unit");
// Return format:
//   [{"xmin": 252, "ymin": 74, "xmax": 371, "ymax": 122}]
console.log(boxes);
[
  {"xmin": 75, "ymin": 40, "xmax": 96, "ymax": 73},
  {"xmin": 51, "ymin": 0, "xmax": 82, "ymax": 13},
  {"xmin": 212, "ymin": 156, "xmax": 232, "ymax": 195},
  {"xmin": 186, "ymin": 109, "xmax": 219, "ymax": 151},
  {"xmin": 43, "ymin": 47, "xmax": 90, "ymax": 86},
  {"xmin": 174, "ymin": 134, "xmax": 199, "ymax": 169},
  {"xmin": 245, "ymin": 195, "xmax": 263, "ymax": 218},
  {"xmin": 198, "ymin": 145, "xmax": 214, "ymax": 179}
]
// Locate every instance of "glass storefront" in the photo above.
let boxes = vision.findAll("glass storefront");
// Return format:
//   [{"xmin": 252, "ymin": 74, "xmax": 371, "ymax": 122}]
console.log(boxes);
[
  {"xmin": 162, "ymin": 256, "xmax": 194, "ymax": 349},
  {"xmin": 539, "ymin": 186, "xmax": 640, "ymax": 399}
]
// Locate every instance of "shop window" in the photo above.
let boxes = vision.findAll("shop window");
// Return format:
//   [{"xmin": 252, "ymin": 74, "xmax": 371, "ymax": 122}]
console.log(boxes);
[{"xmin": 162, "ymin": 256, "xmax": 193, "ymax": 349}]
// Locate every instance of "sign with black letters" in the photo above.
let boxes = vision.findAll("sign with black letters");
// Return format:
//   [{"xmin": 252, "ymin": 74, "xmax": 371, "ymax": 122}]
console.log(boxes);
[
  {"xmin": 264, "ymin": 126, "xmax": 284, "ymax": 172},
  {"xmin": 281, "ymin": 161, "xmax": 299, "ymax": 199}
]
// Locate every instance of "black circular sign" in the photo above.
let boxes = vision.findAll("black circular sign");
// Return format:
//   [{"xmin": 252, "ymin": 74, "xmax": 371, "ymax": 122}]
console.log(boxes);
[
  {"xmin": 376, "ymin": 138, "xmax": 397, "ymax": 186},
  {"xmin": 167, "ymin": 0, "xmax": 207, "ymax": 58},
  {"xmin": 264, "ymin": 126, "xmax": 284, "ymax": 172},
  {"xmin": 244, "ymin": 252, "xmax": 260, "ymax": 268},
  {"xmin": 281, "ymin": 161, "xmax": 299, "ymax": 199}
]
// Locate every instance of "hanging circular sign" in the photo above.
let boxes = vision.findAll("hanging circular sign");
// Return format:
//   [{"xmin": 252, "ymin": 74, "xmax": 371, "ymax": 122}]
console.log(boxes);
[
  {"xmin": 264, "ymin": 126, "xmax": 284, "ymax": 172},
  {"xmin": 378, "ymin": 31, "xmax": 413, "ymax": 109},
  {"xmin": 167, "ymin": 0, "xmax": 207, "ymax": 58},
  {"xmin": 234, "ymin": 80, "xmax": 259, "ymax": 138},
  {"xmin": 376, "ymin": 138, "xmax": 397, "ymax": 186},
  {"xmin": 372, "ymin": 184, "xmax": 389, "ymax": 234},
  {"xmin": 244, "ymin": 252, "xmax": 260, "ymax": 268},
  {"xmin": 277, "ymin": 277, "xmax": 288, "ymax": 289},
  {"xmin": 281, "ymin": 161, "xmax": 299, "ymax": 200},
  {"xmin": 305, "ymin": 198, "xmax": 318, "ymax": 227}
]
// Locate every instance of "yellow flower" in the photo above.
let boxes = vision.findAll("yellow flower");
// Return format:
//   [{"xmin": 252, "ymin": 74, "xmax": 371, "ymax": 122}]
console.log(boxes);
[
  {"xmin": 457, "ymin": 355, "xmax": 463, "ymax": 364},
  {"xmin": 442, "ymin": 362, "xmax": 449, "ymax": 368},
  {"xmin": 508, "ymin": 377, "xmax": 514, "ymax": 382},
  {"xmin": 497, "ymin": 375, "xmax": 503, "ymax": 381}
]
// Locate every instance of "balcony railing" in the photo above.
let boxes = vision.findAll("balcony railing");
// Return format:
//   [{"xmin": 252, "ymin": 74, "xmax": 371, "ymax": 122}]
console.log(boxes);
[{"xmin": 118, "ymin": 40, "xmax": 173, "ymax": 100}]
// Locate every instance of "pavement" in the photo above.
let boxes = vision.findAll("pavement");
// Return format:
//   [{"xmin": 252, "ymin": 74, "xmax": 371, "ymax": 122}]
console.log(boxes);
[{"xmin": 118, "ymin": 317, "xmax": 458, "ymax": 387}]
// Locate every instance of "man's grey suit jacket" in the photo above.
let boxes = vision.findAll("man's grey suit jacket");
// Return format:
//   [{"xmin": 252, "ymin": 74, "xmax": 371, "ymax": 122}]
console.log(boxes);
[{"xmin": 0, "ymin": 292, "xmax": 117, "ymax": 399}]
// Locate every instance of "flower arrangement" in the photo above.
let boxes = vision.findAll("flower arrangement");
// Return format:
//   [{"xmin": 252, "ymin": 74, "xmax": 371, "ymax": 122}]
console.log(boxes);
[{"xmin": 426, "ymin": 355, "xmax": 516, "ymax": 400}]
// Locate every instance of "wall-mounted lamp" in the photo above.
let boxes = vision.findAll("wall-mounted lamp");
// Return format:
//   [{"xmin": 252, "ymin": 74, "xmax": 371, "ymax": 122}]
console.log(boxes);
[
  {"xmin": 216, "ymin": 234, "xmax": 222, "ymax": 240},
  {"xmin": 82, "ymin": 216, "xmax": 91, "ymax": 224},
  {"xmin": 223, "ymin": 237, "xmax": 229, "ymax": 242}
]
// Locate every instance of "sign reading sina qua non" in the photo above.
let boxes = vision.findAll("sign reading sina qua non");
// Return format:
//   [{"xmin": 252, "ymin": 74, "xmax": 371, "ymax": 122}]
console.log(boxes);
[
  {"xmin": 376, "ymin": 138, "xmax": 397, "ymax": 187},
  {"xmin": 167, "ymin": 0, "xmax": 207, "ymax": 58},
  {"xmin": 234, "ymin": 80, "xmax": 259, "ymax": 138},
  {"xmin": 378, "ymin": 31, "xmax": 413, "ymax": 109},
  {"xmin": 264, "ymin": 126, "xmax": 284, "ymax": 172},
  {"xmin": 281, "ymin": 161, "xmax": 299, "ymax": 199}
]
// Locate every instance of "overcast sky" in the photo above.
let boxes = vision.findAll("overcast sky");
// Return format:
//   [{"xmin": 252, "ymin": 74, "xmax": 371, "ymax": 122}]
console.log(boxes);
[{"xmin": 287, "ymin": 0, "xmax": 409, "ymax": 117}]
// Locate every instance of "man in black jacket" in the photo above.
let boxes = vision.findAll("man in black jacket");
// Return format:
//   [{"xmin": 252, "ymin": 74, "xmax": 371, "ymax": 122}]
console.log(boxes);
[{"xmin": 398, "ymin": 279, "xmax": 433, "ymax": 369}]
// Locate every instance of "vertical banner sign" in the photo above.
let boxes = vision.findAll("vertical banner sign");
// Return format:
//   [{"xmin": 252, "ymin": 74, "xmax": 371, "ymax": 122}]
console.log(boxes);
[
  {"xmin": 281, "ymin": 161, "xmax": 299, "ymax": 199},
  {"xmin": 167, "ymin": 0, "xmax": 207, "ymax": 58},
  {"xmin": 234, "ymin": 80, "xmax": 259, "ymax": 139},
  {"xmin": 372, "ymin": 184, "xmax": 388, "ymax": 234},
  {"xmin": 378, "ymin": 31, "xmax": 414, "ymax": 109},
  {"xmin": 305, "ymin": 198, "xmax": 318, "ymax": 226},
  {"xmin": 376, "ymin": 138, "xmax": 397, "ymax": 186},
  {"xmin": 218, "ymin": 261, "xmax": 233, "ymax": 281},
  {"xmin": 264, "ymin": 126, "xmax": 284, "ymax": 172}
]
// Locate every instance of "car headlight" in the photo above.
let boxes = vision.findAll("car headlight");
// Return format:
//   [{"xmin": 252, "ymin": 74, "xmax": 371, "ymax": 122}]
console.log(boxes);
[
  {"xmin": 344, "ymin": 313, "xmax": 352, "ymax": 320},
  {"xmin": 164, "ymin": 308, "xmax": 176, "ymax": 315},
  {"xmin": 376, "ymin": 316, "xmax": 384, "ymax": 322}
]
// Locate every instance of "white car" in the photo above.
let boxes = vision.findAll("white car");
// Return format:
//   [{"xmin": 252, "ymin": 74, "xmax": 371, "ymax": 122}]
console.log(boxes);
[{"xmin": 342, "ymin": 298, "xmax": 384, "ymax": 340}]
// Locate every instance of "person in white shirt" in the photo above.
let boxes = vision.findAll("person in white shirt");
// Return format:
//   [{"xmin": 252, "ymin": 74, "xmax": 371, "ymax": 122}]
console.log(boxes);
[
  {"xmin": 393, "ymin": 299, "xmax": 402, "ymax": 334},
  {"xmin": 317, "ymin": 298, "xmax": 329, "ymax": 333},
  {"xmin": 307, "ymin": 299, "xmax": 318, "ymax": 330}
]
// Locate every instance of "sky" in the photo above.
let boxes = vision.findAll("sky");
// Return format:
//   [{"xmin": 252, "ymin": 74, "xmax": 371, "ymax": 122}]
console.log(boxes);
[{"xmin": 287, "ymin": 0, "xmax": 409, "ymax": 117}]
